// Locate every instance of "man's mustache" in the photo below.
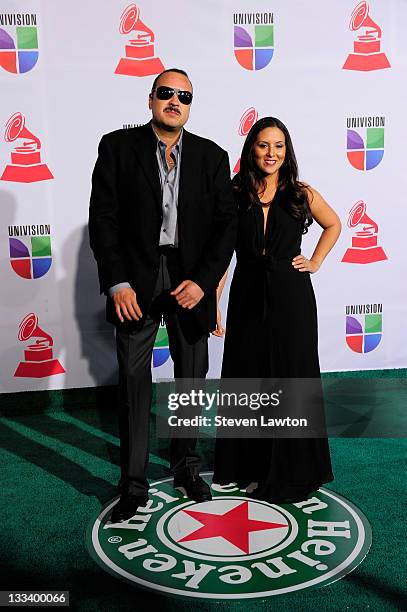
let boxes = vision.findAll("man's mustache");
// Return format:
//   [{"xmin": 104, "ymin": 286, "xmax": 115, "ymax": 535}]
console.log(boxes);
[{"xmin": 164, "ymin": 106, "xmax": 181, "ymax": 114}]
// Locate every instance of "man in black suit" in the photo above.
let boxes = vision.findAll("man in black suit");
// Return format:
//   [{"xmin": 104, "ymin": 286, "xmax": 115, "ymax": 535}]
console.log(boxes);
[{"xmin": 89, "ymin": 68, "xmax": 236, "ymax": 522}]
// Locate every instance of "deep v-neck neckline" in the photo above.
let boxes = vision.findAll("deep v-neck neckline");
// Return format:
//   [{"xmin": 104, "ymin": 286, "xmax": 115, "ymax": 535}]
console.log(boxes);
[
  {"xmin": 260, "ymin": 189, "xmax": 278, "ymax": 239},
  {"xmin": 262, "ymin": 205, "xmax": 271, "ymax": 238}
]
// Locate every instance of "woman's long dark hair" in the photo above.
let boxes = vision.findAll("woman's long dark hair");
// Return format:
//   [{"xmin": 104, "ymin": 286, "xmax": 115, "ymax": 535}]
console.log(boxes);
[{"xmin": 233, "ymin": 116, "xmax": 313, "ymax": 233}]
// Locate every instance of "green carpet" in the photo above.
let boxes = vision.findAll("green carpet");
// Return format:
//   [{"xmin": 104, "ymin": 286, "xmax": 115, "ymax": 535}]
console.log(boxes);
[{"xmin": 0, "ymin": 377, "xmax": 406, "ymax": 611}]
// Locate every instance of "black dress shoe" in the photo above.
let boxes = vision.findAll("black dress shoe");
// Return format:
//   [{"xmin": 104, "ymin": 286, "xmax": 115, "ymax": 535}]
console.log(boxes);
[
  {"xmin": 173, "ymin": 473, "xmax": 212, "ymax": 502},
  {"xmin": 110, "ymin": 493, "xmax": 149, "ymax": 523}
]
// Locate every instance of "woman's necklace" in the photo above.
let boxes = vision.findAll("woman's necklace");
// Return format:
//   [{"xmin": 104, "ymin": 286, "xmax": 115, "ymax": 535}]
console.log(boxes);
[{"xmin": 259, "ymin": 189, "xmax": 276, "ymax": 207}]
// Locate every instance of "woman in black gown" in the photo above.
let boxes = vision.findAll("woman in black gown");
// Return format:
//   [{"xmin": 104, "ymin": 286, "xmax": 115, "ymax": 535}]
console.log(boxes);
[{"xmin": 212, "ymin": 117, "xmax": 341, "ymax": 503}]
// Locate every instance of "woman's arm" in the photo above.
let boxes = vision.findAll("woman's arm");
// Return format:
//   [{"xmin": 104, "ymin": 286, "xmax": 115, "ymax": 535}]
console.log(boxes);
[
  {"xmin": 212, "ymin": 268, "xmax": 228, "ymax": 337},
  {"xmin": 216, "ymin": 269, "xmax": 228, "ymax": 301},
  {"xmin": 292, "ymin": 186, "xmax": 342, "ymax": 273}
]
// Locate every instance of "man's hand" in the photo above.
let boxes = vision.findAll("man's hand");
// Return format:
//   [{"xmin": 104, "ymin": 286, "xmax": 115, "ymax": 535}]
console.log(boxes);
[
  {"xmin": 171, "ymin": 280, "xmax": 204, "ymax": 309},
  {"xmin": 112, "ymin": 287, "xmax": 143, "ymax": 323}
]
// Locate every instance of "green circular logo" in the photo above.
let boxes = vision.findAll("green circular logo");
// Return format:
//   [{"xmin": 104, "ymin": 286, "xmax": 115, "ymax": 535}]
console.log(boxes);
[{"xmin": 86, "ymin": 473, "xmax": 371, "ymax": 600}]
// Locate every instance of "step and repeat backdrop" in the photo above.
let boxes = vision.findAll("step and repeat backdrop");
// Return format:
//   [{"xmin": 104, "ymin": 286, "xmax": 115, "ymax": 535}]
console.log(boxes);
[{"xmin": 1, "ymin": 0, "xmax": 406, "ymax": 393}]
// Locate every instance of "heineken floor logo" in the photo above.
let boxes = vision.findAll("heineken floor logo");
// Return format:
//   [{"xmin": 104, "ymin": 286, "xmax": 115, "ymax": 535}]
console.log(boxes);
[{"xmin": 87, "ymin": 473, "xmax": 371, "ymax": 599}]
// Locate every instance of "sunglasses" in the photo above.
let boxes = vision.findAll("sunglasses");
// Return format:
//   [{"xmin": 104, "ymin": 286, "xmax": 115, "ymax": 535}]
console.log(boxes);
[{"xmin": 152, "ymin": 86, "xmax": 193, "ymax": 105}]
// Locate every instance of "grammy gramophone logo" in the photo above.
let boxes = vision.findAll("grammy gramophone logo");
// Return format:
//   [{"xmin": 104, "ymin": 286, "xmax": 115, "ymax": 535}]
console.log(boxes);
[
  {"xmin": 1, "ymin": 112, "xmax": 53, "ymax": 183},
  {"xmin": 14, "ymin": 313, "xmax": 65, "ymax": 378},
  {"xmin": 115, "ymin": 3, "xmax": 165, "ymax": 77},
  {"xmin": 233, "ymin": 107, "xmax": 258, "ymax": 174},
  {"xmin": 343, "ymin": 1, "xmax": 391, "ymax": 71},
  {"xmin": 342, "ymin": 200, "xmax": 387, "ymax": 264}
]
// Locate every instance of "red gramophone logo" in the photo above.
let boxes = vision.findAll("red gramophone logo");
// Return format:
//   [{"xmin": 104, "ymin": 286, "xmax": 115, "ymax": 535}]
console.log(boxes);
[
  {"xmin": 14, "ymin": 313, "xmax": 65, "ymax": 378},
  {"xmin": 342, "ymin": 200, "xmax": 387, "ymax": 264},
  {"xmin": 115, "ymin": 4, "xmax": 165, "ymax": 77},
  {"xmin": 233, "ymin": 107, "xmax": 258, "ymax": 174},
  {"xmin": 1, "ymin": 112, "xmax": 53, "ymax": 183},
  {"xmin": 343, "ymin": 1, "xmax": 391, "ymax": 71}
]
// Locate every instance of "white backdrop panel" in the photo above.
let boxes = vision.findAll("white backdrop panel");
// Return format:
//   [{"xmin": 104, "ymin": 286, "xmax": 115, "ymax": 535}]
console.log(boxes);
[{"xmin": 0, "ymin": 0, "xmax": 406, "ymax": 392}]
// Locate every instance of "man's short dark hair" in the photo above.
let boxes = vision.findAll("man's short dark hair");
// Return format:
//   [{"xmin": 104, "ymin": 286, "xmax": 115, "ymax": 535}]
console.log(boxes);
[{"xmin": 150, "ymin": 68, "xmax": 192, "ymax": 93}]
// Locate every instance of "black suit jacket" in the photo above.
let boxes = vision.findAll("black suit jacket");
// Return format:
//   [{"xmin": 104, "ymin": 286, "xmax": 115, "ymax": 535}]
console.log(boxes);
[{"xmin": 88, "ymin": 122, "xmax": 237, "ymax": 337}]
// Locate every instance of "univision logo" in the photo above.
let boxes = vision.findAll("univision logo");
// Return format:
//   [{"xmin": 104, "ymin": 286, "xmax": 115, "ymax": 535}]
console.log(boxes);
[
  {"xmin": 153, "ymin": 321, "xmax": 170, "ymax": 368},
  {"xmin": 345, "ymin": 303, "xmax": 382, "ymax": 353},
  {"xmin": 0, "ymin": 13, "xmax": 39, "ymax": 74},
  {"xmin": 8, "ymin": 224, "xmax": 52, "ymax": 280},
  {"xmin": 346, "ymin": 116, "xmax": 384, "ymax": 171},
  {"xmin": 122, "ymin": 123, "xmax": 144, "ymax": 129},
  {"xmin": 233, "ymin": 12, "xmax": 274, "ymax": 71}
]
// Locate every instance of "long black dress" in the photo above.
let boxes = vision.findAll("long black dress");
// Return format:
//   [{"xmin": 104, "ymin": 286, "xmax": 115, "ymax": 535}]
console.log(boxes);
[{"xmin": 213, "ymin": 188, "xmax": 334, "ymax": 503}]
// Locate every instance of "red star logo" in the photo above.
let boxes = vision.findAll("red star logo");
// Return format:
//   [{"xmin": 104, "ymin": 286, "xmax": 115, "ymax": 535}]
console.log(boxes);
[{"xmin": 178, "ymin": 501, "xmax": 287, "ymax": 554}]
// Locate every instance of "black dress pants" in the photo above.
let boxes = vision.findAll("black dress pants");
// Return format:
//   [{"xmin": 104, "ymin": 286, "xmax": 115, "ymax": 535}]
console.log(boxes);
[{"xmin": 115, "ymin": 249, "xmax": 209, "ymax": 496}]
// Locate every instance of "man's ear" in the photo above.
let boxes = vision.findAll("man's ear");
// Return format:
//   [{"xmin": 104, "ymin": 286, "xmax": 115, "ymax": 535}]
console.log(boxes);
[{"xmin": 148, "ymin": 93, "xmax": 153, "ymax": 109}]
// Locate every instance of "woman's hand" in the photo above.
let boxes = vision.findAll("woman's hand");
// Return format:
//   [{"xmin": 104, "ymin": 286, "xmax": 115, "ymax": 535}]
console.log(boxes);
[
  {"xmin": 292, "ymin": 255, "xmax": 321, "ymax": 273},
  {"xmin": 211, "ymin": 308, "xmax": 225, "ymax": 337}
]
